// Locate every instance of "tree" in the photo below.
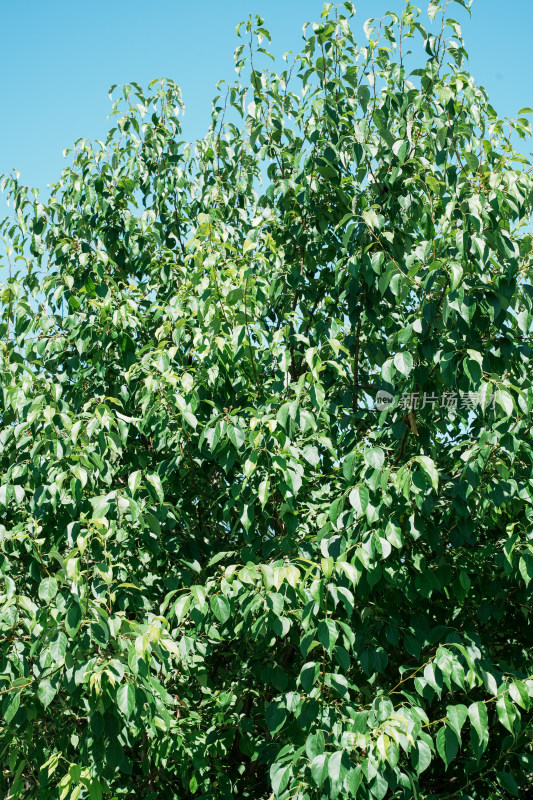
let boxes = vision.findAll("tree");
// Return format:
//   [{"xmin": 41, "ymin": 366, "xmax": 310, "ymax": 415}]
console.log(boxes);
[{"xmin": 1, "ymin": 1, "xmax": 532, "ymax": 797}]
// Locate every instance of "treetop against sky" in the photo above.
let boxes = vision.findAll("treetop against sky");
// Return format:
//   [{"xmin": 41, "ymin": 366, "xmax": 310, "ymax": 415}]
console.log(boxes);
[{"xmin": 0, "ymin": 0, "xmax": 531, "ymax": 193}]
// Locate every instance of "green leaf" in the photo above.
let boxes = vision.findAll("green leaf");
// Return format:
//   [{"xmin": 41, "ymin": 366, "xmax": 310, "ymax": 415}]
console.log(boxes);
[
  {"xmin": 464, "ymin": 152, "xmax": 479, "ymax": 172},
  {"xmin": 436, "ymin": 725, "xmax": 459, "ymax": 768},
  {"xmin": 464, "ymin": 356, "xmax": 482, "ymax": 384},
  {"xmin": 128, "ymin": 470, "xmax": 142, "ymax": 494},
  {"xmin": 342, "ymin": 452, "xmax": 357, "ymax": 481},
  {"xmin": 13, "ymin": 485, "xmax": 25, "ymax": 504},
  {"xmin": 173, "ymin": 594, "xmax": 191, "ymax": 623},
  {"xmin": 392, "ymin": 139, "xmax": 409, "ymax": 162},
  {"xmin": 182, "ymin": 410, "xmax": 198, "ymax": 429},
  {"xmin": 362, "ymin": 208, "xmax": 380, "ymax": 231},
  {"xmin": 496, "ymin": 771, "xmax": 519, "ymax": 796},
  {"xmin": 3, "ymin": 692, "xmax": 20, "ymax": 724},
  {"xmin": 305, "ymin": 730, "xmax": 325, "ymax": 760},
  {"xmin": 300, "ymin": 662, "xmax": 320, "ymax": 692},
  {"xmin": 146, "ymin": 473, "xmax": 164, "ymax": 503},
  {"xmin": 49, "ymin": 632, "xmax": 68, "ymax": 664},
  {"xmin": 446, "ymin": 703, "xmax": 468, "ymax": 737},
  {"xmin": 357, "ymin": 84, "xmax": 370, "ymax": 111},
  {"xmin": 519, "ymin": 554, "xmax": 533, "ymax": 586},
  {"xmin": 494, "ymin": 390, "xmax": 514, "ymax": 417},
  {"xmin": 509, "ymin": 681, "xmax": 530, "ymax": 710},
  {"xmin": 89, "ymin": 494, "xmax": 111, "ymax": 519},
  {"xmin": 116, "ymin": 683, "xmax": 135, "ymax": 718},
  {"xmin": 270, "ymin": 762, "xmax": 291, "ymax": 796},
  {"xmin": 66, "ymin": 604, "xmax": 82, "ymax": 636},
  {"xmin": 210, "ymin": 594, "xmax": 231, "ymax": 624},
  {"xmin": 495, "ymin": 695, "xmax": 517, "ymax": 733},
  {"xmin": 38, "ymin": 577, "xmax": 58, "ymax": 603},
  {"xmin": 468, "ymin": 701, "xmax": 489, "ymax": 754},
  {"xmin": 258, "ymin": 478, "xmax": 270, "ymax": 508},
  {"xmin": 364, "ymin": 447, "xmax": 385, "ymax": 470},
  {"xmin": 327, "ymin": 750, "xmax": 349, "ymax": 784},
  {"xmin": 428, "ymin": 1, "xmax": 440, "ymax": 21},
  {"xmin": 349, "ymin": 485, "xmax": 369, "ymax": 516},
  {"xmin": 88, "ymin": 780, "xmax": 103, "ymax": 800},
  {"xmin": 449, "ymin": 262, "xmax": 463, "ymax": 290},
  {"xmin": 190, "ymin": 584, "xmax": 208, "ymax": 611},
  {"xmin": 369, "ymin": 772, "xmax": 389, "ymax": 800},
  {"xmin": 414, "ymin": 456, "xmax": 439, "ymax": 490},
  {"xmin": 394, "ymin": 351, "xmax": 414, "ymax": 375},
  {"xmin": 411, "ymin": 739, "xmax": 432, "ymax": 774},
  {"xmin": 317, "ymin": 619, "xmax": 338, "ymax": 652},
  {"xmin": 266, "ymin": 703, "xmax": 287, "ymax": 734},
  {"xmin": 311, "ymin": 754, "xmax": 329, "ymax": 787},
  {"xmin": 38, "ymin": 680, "xmax": 57, "ymax": 709}
]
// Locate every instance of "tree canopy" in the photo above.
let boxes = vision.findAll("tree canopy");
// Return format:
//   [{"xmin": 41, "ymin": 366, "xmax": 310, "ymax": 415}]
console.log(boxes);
[{"xmin": 1, "ymin": 1, "xmax": 533, "ymax": 798}]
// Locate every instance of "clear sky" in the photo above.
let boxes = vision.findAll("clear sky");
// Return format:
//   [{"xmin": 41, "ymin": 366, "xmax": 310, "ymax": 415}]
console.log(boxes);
[{"xmin": 0, "ymin": 0, "xmax": 531, "ymax": 196}]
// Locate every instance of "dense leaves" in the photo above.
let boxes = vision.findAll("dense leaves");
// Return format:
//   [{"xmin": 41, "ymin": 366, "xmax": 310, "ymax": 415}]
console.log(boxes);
[{"xmin": 1, "ymin": 1, "xmax": 533, "ymax": 798}]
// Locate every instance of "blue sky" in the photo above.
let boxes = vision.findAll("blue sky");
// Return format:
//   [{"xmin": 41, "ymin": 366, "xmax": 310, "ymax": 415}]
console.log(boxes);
[{"xmin": 0, "ymin": 0, "xmax": 531, "ymax": 195}]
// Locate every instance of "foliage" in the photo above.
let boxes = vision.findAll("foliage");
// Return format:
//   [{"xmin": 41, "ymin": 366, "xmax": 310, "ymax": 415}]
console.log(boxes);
[{"xmin": 1, "ymin": 1, "xmax": 533, "ymax": 797}]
